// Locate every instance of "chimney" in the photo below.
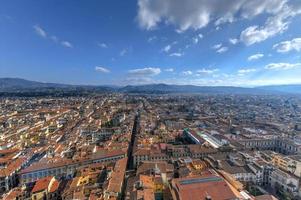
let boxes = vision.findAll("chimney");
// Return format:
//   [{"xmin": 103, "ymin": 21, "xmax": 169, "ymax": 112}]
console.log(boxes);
[{"xmin": 205, "ymin": 195, "xmax": 212, "ymax": 200}]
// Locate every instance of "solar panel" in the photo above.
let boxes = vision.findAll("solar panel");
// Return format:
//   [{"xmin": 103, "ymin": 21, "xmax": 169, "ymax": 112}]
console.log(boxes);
[{"xmin": 179, "ymin": 177, "xmax": 223, "ymax": 185}]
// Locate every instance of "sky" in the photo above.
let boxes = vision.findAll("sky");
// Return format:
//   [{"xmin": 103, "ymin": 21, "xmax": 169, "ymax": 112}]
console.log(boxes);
[{"xmin": 1, "ymin": 0, "xmax": 301, "ymax": 86}]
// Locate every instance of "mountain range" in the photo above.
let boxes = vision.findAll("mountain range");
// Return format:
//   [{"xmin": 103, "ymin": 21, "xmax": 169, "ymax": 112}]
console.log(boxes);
[{"xmin": 0, "ymin": 77, "xmax": 300, "ymax": 95}]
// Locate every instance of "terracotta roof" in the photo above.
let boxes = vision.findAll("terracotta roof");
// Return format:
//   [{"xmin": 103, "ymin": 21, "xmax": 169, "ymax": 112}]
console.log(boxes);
[
  {"xmin": 137, "ymin": 161, "xmax": 174, "ymax": 175},
  {"xmin": 136, "ymin": 188, "xmax": 155, "ymax": 200},
  {"xmin": 134, "ymin": 148, "xmax": 150, "ymax": 156},
  {"xmin": 171, "ymin": 175, "xmax": 239, "ymax": 200},
  {"xmin": 20, "ymin": 158, "xmax": 73, "ymax": 174},
  {"xmin": 139, "ymin": 175, "xmax": 155, "ymax": 189},
  {"xmin": 0, "ymin": 148, "xmax": 19, "ymax": 155},
  {"xmin": 0, "ymin": 157, "xmax": 26, "ymax": 177},
  {"xmin": 3, "ymin": 187, "xmax": 24, "ymax": 200},
  {"xmin": 106, "ymin": 158, "xmax": 127, "ymax": 194},
  {"xmin": 20, "ymin": 150, "xmax": 125, "ymax": 175},
  {"xmin": 32, "ymin": 176, "xmax": 59, "ymax": 193}
]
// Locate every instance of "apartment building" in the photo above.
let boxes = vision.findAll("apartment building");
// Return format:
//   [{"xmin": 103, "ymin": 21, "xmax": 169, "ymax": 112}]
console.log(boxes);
[
  {"xmin": 239, "ymin": 137, "xmax": 301, "ymax": 155},
  {"xmin": 19, "ymin": 150, "xmax": 126, "ymax": 184}
]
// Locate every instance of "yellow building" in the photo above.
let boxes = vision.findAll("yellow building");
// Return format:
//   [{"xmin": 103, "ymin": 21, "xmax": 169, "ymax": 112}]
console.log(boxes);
[{"xmin": 271, "ymin": 152, "xmax": 301, "ymax": 177}]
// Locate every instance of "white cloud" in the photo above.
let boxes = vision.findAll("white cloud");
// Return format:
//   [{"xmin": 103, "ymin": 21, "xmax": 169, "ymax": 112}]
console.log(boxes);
[
  {"xmin": 192, "ymin": 37, "xmax": 199, "ymax": 44},
  {"xmin": 192, "ymin": 34, "xmax": 203, "ymax": 44},
  {"xmin": 126, "ymin": 67, "xmax": 161, "ymax": 85},
  {"xmin": 169, "ymin": 52, "xmax": 184, "ymax": 57},
  {"xmin": 240, "ymin": 2, "xmax": 301, "ymax": 46},
  {"xmin": 229, "ymin": 38, "xmax": 238, "ymax": 45},
  {"xmin": 239, "ymin": 0, "xmax": 287, "ymax": 19},
  {"xmin": 165, "ymin": 68, "xmax": 174, "ymax": 72},
  {"xmin": 137, "ymin": 0, "xmax": 292, "ymax": 32},
  {"xmin": 33, "ymin": 25, "xmax": 47, "ymax": 38},
  {"xmin": 216, "ymin": 46, "xmax": 228, "ymax": 53},
  {"xmin": 33, "ymin": 24, "xmax": 74, "ymax": 49},
  {"xmin": 265, "ymin": 62, "xmax": 301, "ymax": 70},
  {"xmin": 61, "ymin": 41, "xmax": 73, "ymax": 48},
  {"xmin": 182, "ymin": 70, "xmax": 193, "ymax": 75},
  {"xmin": 163, "ymin": 45, "xmax": 171, "ymax": 52},
  {"xmin": 98, "ymin": 43, "xmax": 108, "ymax": 48},
  {"xmin": 197, "ymin": 68, "xmax": 219, "ymax": 75},
  {"xmin": 240, "ymin": 22, "xmax": 287, "ymax": 46},
  {"xmin": 212, "ymin": 43, "xmax": 222, "ymax": 49},
  {"xmin": 212, "ymin": 44, "xmax": 228, "ymax": 53},
  {"xmin": 248, "ymin": 53, "xmax": 264, "ymax": 61},
  {"xmin": 273, "ymin": 38, "xmax": 301, "ymax": 53},
  {"xmin": 215, "ymin": 13, "xmax": 235, "ymax": 26},
  {"xmin": 237, "ymin": 68, "xmax": 257, "ymax": 75},
  {"xmin": 128, "ymin": 67, "xmax": 161, "ymax": 76},
  {"xmin": 95, "ymin": 66, "xmax": 110, "ymax": 73}
]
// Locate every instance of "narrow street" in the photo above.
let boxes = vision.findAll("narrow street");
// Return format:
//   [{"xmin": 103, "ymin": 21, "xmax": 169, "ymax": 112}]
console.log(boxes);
[
  {"xmin": 126, "ymin": 110, "xmax": 140, "ymax": 171},
  {"xmin": 121, "ymin": 110, "xmax": 140, "ymax": 200}
]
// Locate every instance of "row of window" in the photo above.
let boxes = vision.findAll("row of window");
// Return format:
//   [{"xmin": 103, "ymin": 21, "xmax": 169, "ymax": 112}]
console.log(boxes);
[{"xmin": 22, "ymin": 155, "xmax": 125, "ymax": 183}]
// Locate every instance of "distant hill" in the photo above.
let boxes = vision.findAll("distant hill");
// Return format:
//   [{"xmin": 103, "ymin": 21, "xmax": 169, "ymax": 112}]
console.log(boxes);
[
  {"xmin": 257, "ymin": 85, "xmax": 301, "ymax": 94},
  {"xmin": 120, "ymin": 83, "xmax": 267, "ymax": 94},
  {"xmin": 0, "ymin": 77, "xmax": 299, "ymax": 96},
  {"xmin": 0, "ymin": 78, "xmax": 114, "ymax": 96},
  {"xmin": 0, "ymin": 78, "xmax": 71, "ymax": 90}
]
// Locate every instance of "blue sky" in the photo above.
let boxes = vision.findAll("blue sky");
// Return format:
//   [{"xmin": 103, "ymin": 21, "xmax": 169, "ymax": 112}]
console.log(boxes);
[{"xmin": 1, "ymin": 0, "xmax": 301, "ymax": 86}]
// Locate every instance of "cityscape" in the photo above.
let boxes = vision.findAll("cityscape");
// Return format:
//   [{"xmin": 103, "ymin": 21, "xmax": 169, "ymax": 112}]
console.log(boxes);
[
  {"xmin": 1, "ymin": 0, "xmax": 301, "ymax": 200},
  {"xmin": 1, "ymin": 93, "xmax": 301, "ymax": 200}
]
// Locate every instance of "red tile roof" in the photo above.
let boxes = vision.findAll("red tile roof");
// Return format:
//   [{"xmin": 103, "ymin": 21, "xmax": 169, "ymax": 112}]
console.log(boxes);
[
  {"xmin": 32, "ymin": 176, "xmax": 59, "ymax": 193},
  {"xmin": 0, "ymin": 157, "xmax": 26, "ymax": 177},
  {"xmin": 171, "ymin": 175, "xmax": 239, "ymax": 200}
]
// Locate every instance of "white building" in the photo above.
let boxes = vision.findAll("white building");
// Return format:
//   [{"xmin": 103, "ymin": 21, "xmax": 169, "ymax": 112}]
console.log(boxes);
[{"xmin": 270, "ymin": 169, "xmax": 299, "ymax": 195}]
